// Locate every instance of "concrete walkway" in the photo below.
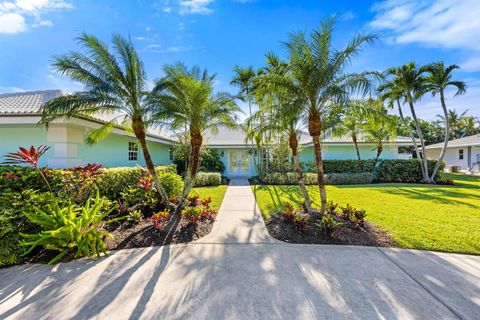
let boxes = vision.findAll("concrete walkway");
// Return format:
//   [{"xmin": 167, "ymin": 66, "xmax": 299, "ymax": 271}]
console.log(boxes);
[{"xmin": 0, "ymin": 179, "xmax": 479, "ymax": 320}]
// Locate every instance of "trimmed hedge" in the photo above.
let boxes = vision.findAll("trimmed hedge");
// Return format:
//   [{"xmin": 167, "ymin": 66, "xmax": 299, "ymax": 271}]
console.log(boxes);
[
  {"xmin": 260, "ymin": 172, "xmax": 374, "ymax": 185},
  {"xmin": 194, "ymin": 172, "xmax": 222, "ymax": 187},
  {"xmin": 258, "ymin": 159, "xmax": 444, "ymax": 185}
]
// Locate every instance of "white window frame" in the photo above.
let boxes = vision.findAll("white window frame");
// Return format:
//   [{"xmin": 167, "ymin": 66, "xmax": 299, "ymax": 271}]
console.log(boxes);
[{"xmin": 128, "ymin": 142, "xmax": 138, "ymax": 161}]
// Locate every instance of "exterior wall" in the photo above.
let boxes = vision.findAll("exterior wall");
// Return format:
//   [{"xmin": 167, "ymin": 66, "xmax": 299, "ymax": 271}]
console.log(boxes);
[
  {"xmin": 0, "ymin": 124, "xmax": 171, "ymax": 168},
  {"xmin": 298, "ymin": 144, "xmax": 399, "ymax": 162},
  {"xmin": 426, "ymin": 147, "xmax": 480, "ymax": 171}
]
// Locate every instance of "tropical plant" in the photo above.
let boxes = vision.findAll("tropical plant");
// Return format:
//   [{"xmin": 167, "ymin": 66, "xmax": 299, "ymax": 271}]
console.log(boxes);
[
  {"xmin": 364, "ymin": 100, "xmax": 397, "ymax": 161},
  {"xmin": 38, "ymin": 33, "xmax": 170, "ymax": 204},
  {"xmin": 20, "ymin": 193, "xmax": 117, "ymax": 264},
  {"xmin": 278, "ymin": 16, "xmax": 378, "ymax": 214},
  {"xmin": 3, "ymin": 145, "xmax": 52, "ymax": 191},
  {"xmin": 333, "ymin": 101, "xmax": 366, "ymax": 160},
  {"xmin": 251, "ymin": 53, "xmax": 314, "ymax": 213},
  {"xmin": 69, "ymin": 163, "xmax": 102, "ymax": 202},
  {"xmin": 382, "ymin": 62, "xmax": 431, "ymax": 182},
  {"xmin": 151, "ymin": 210, "xmax": 171, "ymax": 229},
  {"xmin": 316, "ymin": 214, "xmax": 342, "ymax": 235},
  {"xmin": 231, "ymin": 65, "xmax": 257, "ymax": 117},
  {"xmin": 425, "ymin": 63, "xmax": 467, "ymax": 181},
  {"xmin": 153, "ymin": 63, "xmax": 240, "ymax": 207},
  {"xmin": 127, "ymin": 210, "xmax": 144, "ymax": 224}
]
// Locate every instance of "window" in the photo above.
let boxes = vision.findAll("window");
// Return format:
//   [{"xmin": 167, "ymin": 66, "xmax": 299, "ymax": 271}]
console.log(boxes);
[
  {"xmin": 169, "ymin": 146, "xmax": 174, "ymax": 161},
  {"xmin": 128, "ymin": 142, "xmax": 138, "ymax": 161},
  {"xmin": 458, "ymin": 149, "xmax": 464, "ymax": 160}
]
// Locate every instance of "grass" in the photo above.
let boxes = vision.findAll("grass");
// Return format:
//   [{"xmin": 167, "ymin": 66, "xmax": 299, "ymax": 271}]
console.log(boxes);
[
  {"xmin": 191, "ymin": 185, "xmax": 228, "ymax": 210},
  {"xmin": 252, "ymin": 174, "xmax": 480, "ymax": 255}
]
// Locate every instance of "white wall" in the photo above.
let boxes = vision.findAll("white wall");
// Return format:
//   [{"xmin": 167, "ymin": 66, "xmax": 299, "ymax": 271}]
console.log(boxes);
[{"xmin": 426, "ymin": 147, "xmax": 470, "ymax": 170}]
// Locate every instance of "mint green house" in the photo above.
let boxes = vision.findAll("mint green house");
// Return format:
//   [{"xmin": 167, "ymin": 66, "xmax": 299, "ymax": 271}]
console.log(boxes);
[{"xmin": 1, "ymin": 90, "xmax": 413, "ymax": 177}]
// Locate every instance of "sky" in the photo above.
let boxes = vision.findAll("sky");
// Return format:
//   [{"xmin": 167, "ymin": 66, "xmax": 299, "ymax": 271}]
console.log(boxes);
[{"xmin": 0, "ymin": 0, "xmax": 479, "ymax": 120}]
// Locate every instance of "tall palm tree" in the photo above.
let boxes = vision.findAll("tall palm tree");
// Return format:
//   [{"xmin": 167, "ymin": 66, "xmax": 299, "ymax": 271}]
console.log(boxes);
[
  {"xmin": 333, "ymin": 101, "xmax": 366, "ymax": 161},
  {"xmin": 280, "ymin": 16, "xmax": 377, "ymax": 214},
  {"xmin": 153, "ymin": 63, "xmax": 240, "ymax": 205},
  {"xmin": 384, "ymin": 62, "xmax": 430, "ymax": 182},
  {"xmin": 378, "ymin": 74, "xmax": 422, "ymax": 161},
  {"xmin": 252, "ymin": 54, "xmax": 314, "ymax": 214},
  {"xmin": 425, "ymin": 63, "xmax": 467, "ymax": 181},
  {"xmin": 231, "ymin": 66, "xmax": 256, "ymax": 117},
  {"xmin": 39, "ymin": 33, "xmax": 170, "ymax": 203},
  {"xmin": 437, "ymin": 109, "xmax": 469, "ymax": 139}
]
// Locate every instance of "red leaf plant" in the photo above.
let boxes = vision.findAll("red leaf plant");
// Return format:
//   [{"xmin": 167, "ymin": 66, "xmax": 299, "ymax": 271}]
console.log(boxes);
[
  {"xmin": 3, "ymin": 145, "xmax": 52, "ymax": 191},
  {"xmin": 70, "ymin": 163, "xmax": 103, "ymax": 201},
  {"xmin": 151, "ymin": 210, "xmax": 171, "ymax": 229}
]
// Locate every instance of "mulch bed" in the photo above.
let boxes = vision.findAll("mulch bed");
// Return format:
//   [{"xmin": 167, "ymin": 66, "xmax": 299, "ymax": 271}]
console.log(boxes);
[
  {"xmin": 104, "ymin": 214, "xmax": 214, "ymax": 250},
  {"xmin": 265, "ymin": 214, "xmax": 396, "ymax": 247}
]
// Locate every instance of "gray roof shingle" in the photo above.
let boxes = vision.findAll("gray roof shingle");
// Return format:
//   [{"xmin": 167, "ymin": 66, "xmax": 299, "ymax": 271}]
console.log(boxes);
[
  {"xmin": 0, "ymin": 90, "xmax": 65, "ymax": 114},
  {"xmin": 426, "ymin": 134, "xmax": 480, "ymax": 149}
]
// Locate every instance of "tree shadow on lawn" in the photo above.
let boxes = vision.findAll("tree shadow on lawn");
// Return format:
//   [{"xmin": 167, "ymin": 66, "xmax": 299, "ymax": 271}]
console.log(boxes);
[{"xmin": 1, "ymin": 229, "xmax": 478, "ymax": 318}]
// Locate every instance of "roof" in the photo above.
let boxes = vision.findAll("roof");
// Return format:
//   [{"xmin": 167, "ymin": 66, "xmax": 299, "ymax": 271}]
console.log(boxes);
[
  {"xmin": 205, "ymin": 125, "xmax": 413, "ymax": 146},
  {"xmin": 426, "ymin": 134, "xmax": 480, "ymax": 149},
  {"xmin": 0, "ymin": 90, "xmax": 65, "ymax": 114},
  {"xmin": 0, "ymin": 90, "xmax": 173, "ymax": 143}
]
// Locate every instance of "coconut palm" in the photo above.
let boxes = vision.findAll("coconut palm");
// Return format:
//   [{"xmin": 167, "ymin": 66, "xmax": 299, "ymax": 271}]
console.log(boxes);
[
  {"xmin": 425, "ymin": 63, "xmax": 467, "ymax": 181},
  {"xmin": 279, "ymin": 16, "xmax": 378, "ymax": 214},
  {"xmin": 153, "ymin": 63, "xmax": 240, "ymax": 206},
  {"xmin": 384, "ymin": 62, "xmax": 430, "ymax": 182},
  {"xmin": 39, "ymin": 33, "xmax": 170, "ymax": 203}
]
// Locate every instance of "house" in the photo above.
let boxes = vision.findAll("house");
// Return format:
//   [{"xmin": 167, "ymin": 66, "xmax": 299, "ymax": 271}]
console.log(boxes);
[
  {"xmin": 0, "ymin": 91, "xmax": 173, "ymax": 168},
  {"xmin": 1, "ymin": 90, "xmax": 414, "ymax": 177},
  {"xmin": 205, "ymin": 126, "xmax": 414, "ymax": 177},
  {"xmin": 425, "ymin": 134, "xmax": 480, "ymax": 172}
]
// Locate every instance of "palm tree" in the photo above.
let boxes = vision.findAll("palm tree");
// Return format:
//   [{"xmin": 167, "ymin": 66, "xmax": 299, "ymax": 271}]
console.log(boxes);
[
  {"xmin": 39, "ymin": 33, "xmax": 170, "ymax": 203},
  {"xmin": 364, "ymin": 101, "xmax": 397, "ymax": 161},
  {"xmin": 384, "ymin": 62, "xmax": 430, "ymax": 182},
  {"xmin": 333, "ymin": 101, "xmax": 366, "ymax": 161},
  {"xmin": 378, "ymin": 74, "xmax": 423, "ymax": 161},
  {"xmin": 425, "ymin": 63, "xmax": 467, "ymax": 181},
  {"xmin": 252, "ymin": 54, "xmax": 314, "ymax": 214},
  {"xmin": 153, "ymin": 63, "xmax": 240, "ymax": 206},
  {"xmin": 231, "ymin": 66, "xmax": 256, "ymax": 117},
  {"xmin": 280, "ymin": 16, "xmax": 377, "ymax": 214},
  {"xmin": 438, "ymin": 109, "xmax": 469, "ymax": 139}
]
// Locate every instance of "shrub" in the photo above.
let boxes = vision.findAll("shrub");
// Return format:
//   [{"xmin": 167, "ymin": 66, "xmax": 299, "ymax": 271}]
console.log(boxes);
[
  {"xmin": 127, "ymin": 210, "xmax": 144, "ymax": 224},
  {"xmin": 157, "ymin": 171, "xmax": 183, "ymax": 197},
  {"xmin": 316, "ymin": 214, "xmax": 343, "ymax": 235},
  {"xmin": 326, "ymin": 173, "xmax": 374, "ymax": 185},
  {"xmin": 326, "ymin": 200, "xmax": 338, "ymax": 215},
  {"xmin": 376, "ymin": 159, "xmax": 444, "ymax": 183},
  {"xmin": 20, "ymin": 193, "xmax": 117, "ymax": 264},
  {"xmin": 0, "ymin": 190, "xmax": 64, "ymax": 267},
  {"xmin": 151, "ymin": 210, "xmax": 171, "ymax": 229},
  {"xmin": 194, "ymin": 172, "xmax": 222, "ymax": 187},
  {"xmin": 353, "ymin": 209, "xmax": 367, "ymax": 227},
  {"xmin": 281, "ymin": 202, "xmax": 309, "ymax": 229},
  {"xmin": 259, "ymin": 172, "xmax": 373, "ymax": 185},
  {"xmin": 181, "ymin": 206, "xmax": 203, "ymax": 223},
  {"xmin": 340, "ymin": 204, "xmax": 356, "ymax": 222},
  {"xmin": 180, "ymin": 196, "xmax": 217, "ymax": 224},
  {"xmin": 281, "ymin": 202, "xmax": 296, "ymax": 221}
]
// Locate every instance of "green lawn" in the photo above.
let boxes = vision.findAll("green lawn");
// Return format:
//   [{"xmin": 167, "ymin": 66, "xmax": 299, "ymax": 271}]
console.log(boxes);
[
  {"xmin": 191, "ymin": 185, "xmax": 228, "ymax": 210},
  {"xmin": 252, "ymin": 174, "xmax": 480, "ymax": 255}
]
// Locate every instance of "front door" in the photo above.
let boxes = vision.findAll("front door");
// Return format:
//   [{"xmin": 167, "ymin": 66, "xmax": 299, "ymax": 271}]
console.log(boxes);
[{"xmin": 229, "ymin": 151, "xmax": 249, "ymax": 175}]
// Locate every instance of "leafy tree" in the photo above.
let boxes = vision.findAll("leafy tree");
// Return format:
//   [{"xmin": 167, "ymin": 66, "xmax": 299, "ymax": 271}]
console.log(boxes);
[
  {"xmin": 333, "ymin": 101, "xmax": 366, "ymax": 161},
  {"xmin": 153, "ymin": 63, "xmax": 240, "ymax": 206},
  {"xmin": 39, "ymin": 33, "xmax": 170, "ymax": 203},
  {"xmin": 425, "ymin": 62, "xmax": 467, "ymax": 181}
]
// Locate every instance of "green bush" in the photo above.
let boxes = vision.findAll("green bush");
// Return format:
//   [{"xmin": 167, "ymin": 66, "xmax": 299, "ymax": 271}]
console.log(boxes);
[
  {"xmin": 94, "ymin": 165, "xmax": 178, "ymax": 198},
  {"xmin": 376, "ymin": 159, "xmax": 444, "ymax": 183},
  {"xmin": 158, "ymin": 171, "xmax": 183, "ymax": 197},
  {"xmin": 20, "ymin": 193, "xmax": 117, "ymax": 264},
  {"xmin": 259, "ymin": 172, "xmax": 373, "ymax": 185},
  {"xmin": 194, "ymin": 172, "xmax": 222, "ymax": 187},
  {"xmin": 0, "ymin": 190, "xmax": 65, "ymax": 267}
]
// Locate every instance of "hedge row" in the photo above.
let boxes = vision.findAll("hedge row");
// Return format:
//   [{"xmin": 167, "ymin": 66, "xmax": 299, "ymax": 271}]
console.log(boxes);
[
  {"xmin": 258, "ymin": 159, "xmax": 444, "ymax": 184},
  {"xmin": 260, "ymin": 172, "xmax": 374, "ymax": 185},
  {"xmin": 193, "ymin": 172, "xmax": 222, "ymax": 187}
]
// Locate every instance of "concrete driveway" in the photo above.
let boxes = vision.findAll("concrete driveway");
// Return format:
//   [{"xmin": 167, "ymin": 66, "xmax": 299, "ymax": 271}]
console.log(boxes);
[{"xmin": 0, "ymin": 179, "xmax": 479, "ymax": 319}]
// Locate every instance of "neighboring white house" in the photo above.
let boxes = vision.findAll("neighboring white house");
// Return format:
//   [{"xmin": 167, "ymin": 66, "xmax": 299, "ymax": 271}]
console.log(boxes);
[
  {"xmin": 1, "ymin": 90, "xmax": 414, "ymax": 177},
  {"xmin": 425, "ymin": 134, "xmax": 480, "ymax": 172}
]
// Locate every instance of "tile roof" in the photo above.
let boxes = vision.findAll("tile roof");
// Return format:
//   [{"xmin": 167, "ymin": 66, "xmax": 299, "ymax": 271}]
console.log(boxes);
[
  {"xmin": 426, "ymin": 134, "xmax": 480, "ymax": 149},
  {"xmin": 0, "ymin": 90, "xmax": 65, "ymax": 114},
  {"xmin": 205, "ymin": 125, "xmax": 413, "ymax": 146}
]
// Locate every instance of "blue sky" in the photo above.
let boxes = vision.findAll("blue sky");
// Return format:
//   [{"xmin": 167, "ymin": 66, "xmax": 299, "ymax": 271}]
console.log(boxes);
[{"xmin": 0, "ymin": 0, "xmax": 479, "ymax": 120}]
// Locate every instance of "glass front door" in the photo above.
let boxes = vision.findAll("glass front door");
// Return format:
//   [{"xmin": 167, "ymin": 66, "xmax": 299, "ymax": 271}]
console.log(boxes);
[{"xmin": 229, "ymin": 151, "xmax": 249, "ymax": 174}]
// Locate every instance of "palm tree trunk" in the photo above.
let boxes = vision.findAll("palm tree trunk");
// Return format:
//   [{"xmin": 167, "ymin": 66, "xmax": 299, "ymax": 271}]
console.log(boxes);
[
  {"xmin": 289, "ymin": 133, "xmax": 313, "ymax": 214},
  {"xmin": 180, "ymin": 131, "xmax": 203, "ymax": 209},
  {"xmin": 352, "ymin": 134, "xmax": 361, "ymax": 161},
  {"xmin": 407, "ymin": 98, "xmax": 431, "ymax": 183},
  {"xmin": 397, "ymin": 100, "xmax": 421, "ymax": 161},
  {"xmin": 375, "ymin": 143, "xmax": 383, "ymax": 161},
  {"xmin": 308, "ymin": 115, "xmax": 327, "ymax": 215},
  {"xmin": 133, "ymin": 124, "xmax": 171, "ymax": 206},
  {"xmin": 430, "ymin": 90, "xmax": 449, "ymax": 181}
]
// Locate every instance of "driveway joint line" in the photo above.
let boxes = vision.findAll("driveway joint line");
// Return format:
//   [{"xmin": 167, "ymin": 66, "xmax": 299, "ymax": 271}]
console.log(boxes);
[{"xmin": 376, "ymin": 247, "xmax": 464, "ymax": 320}]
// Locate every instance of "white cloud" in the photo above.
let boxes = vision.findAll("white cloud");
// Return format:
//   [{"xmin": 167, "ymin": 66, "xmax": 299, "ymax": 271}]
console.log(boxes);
[
  {"xmin": 155, "ymin": 0, "xmax": 214, "ymax": 15},
  {"xmin": 340, "ymin": 11, "xmax": 356, "ymax": 21},
  {"xmin": 370, "ymin": 0, "xmax": 480, "ymax": 71},
  {"xmin": 0, "ymin": 0, "xmax": 72, "ymax": 34},
  {"xmin": 0, "ymin": 85, "xmax": 26, "ymax": 93}
]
